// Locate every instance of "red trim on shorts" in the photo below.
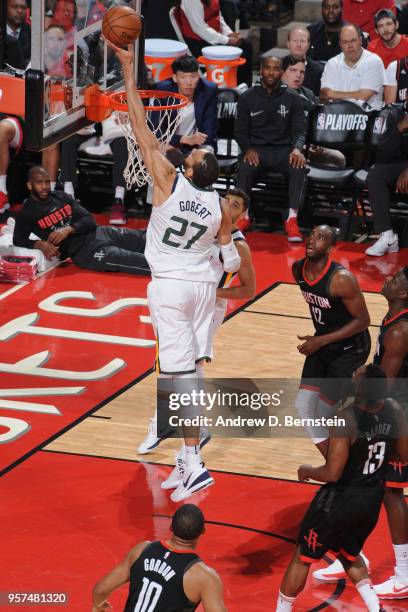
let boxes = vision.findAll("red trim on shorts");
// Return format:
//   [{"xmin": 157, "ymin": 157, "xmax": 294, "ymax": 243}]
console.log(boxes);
[
  {"xmin": 302, "ymin": 257, "xmax": 332, "ymax": 287},
  {"xmin": 318, "ymin": 393, "xmax": 336, "ymax": 406},
  {"xmin": 339, "ymin": 548, "xmax": 357, "ymax": 562},
  {"xmin": 299, "ymin": 384, "xmax": 321, "ymax": 392},
  {"xmin": 385, "ymin": 481, "xmax": 408, "ymax": 489},
  {"xmin": 299, "ymin": 554, "xmax": 317, "ymax": 564},
  {"xmin": 160, "ymin": 540, "xmax": 196, "ymax": 554}
]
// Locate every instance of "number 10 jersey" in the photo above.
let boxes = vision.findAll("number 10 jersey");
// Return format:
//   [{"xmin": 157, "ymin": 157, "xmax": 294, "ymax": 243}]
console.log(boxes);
[{"xmin": 146, "ymin": 174, "xmax": 222, "ymax": 282}]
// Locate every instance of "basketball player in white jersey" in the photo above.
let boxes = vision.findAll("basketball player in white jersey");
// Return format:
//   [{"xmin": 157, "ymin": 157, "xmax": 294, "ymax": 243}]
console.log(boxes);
[
  {"xmin": 109, "ymin": 42, "xmax": 241, "ymax": 502},
  {"xmin": 137, "ymin": 189, "xmax": 255, "ymax": 491}
]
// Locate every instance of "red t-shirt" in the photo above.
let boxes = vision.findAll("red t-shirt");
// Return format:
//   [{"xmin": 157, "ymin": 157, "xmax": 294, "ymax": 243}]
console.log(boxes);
[
  {"xmin": 368, "ymin": 35, "xmax": 408, "ymax": 68},
  {"xmin": 343, "ymin": 0, "xmax": 396, "ymax": 40}
]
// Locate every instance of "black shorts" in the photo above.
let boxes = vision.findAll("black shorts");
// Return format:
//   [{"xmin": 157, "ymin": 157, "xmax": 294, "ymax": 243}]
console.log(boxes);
[
  {"xmin": 300, "ymin": 330, "xmax": 371, "ymax": 403},
  {"xmin": 385, "ymin": 461, "xmax": 408, "ymax": 489},
  {"xmin": 298, "ymin": 483, "xmax": 384, "ymax": 563}
]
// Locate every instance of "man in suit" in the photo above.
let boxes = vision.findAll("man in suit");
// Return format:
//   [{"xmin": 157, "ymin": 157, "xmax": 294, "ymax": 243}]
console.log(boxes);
[
  {"xmin": 6, "ymin": 0, "xmax": 31, "ymax": 70},
  {"xmin": 157, "ymin": 55, "xmax": 218, "ymax": 168}
]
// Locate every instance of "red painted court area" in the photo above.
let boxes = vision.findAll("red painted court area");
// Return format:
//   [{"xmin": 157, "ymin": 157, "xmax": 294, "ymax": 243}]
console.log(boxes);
[
  {"xmin": 1, "ymin": 232, "xmax": 408, "ymax": 611},
  {"xmin": 0, "ymin": 450, "xmax": 402, "ymax": 612}
]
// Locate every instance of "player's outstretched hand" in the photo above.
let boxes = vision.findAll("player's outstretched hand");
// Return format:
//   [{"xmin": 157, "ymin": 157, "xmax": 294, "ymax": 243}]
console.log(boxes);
[
  {"xmin": 298, "ymin": 464, "xmax": 313, "ymax": 482},
  {"xmin": 218, "ymin": 198, "xmax": 233, "ymax": 242},
  {"xmin": 104, "ymin": 38, "xmax": 134, "ymax": 72},
  {"xmin": 297, "ymin": 335, "xmax": 324, "ymax": 355}
]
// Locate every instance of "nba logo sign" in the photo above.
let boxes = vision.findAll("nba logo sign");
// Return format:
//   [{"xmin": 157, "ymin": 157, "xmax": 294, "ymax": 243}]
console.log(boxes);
[
  {"xmin": 317, "ymin": 113, "xmax": 325, "ymax": 130},
  {"xmin": 373, "ymin": 117, "xmax": 386, "ymax": 135}
]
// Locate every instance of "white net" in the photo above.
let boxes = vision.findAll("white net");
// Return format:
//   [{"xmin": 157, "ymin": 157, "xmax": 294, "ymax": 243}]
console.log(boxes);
[{"xmin": 115, "ymin": 92, "xmax": 187, "ymax": 189}]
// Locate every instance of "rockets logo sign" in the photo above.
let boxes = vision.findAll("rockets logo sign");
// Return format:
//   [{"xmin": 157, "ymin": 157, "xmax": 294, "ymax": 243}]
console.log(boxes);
[{"xmin": 0, "ymin": 270, "xmax": 155, "ymax": 474}]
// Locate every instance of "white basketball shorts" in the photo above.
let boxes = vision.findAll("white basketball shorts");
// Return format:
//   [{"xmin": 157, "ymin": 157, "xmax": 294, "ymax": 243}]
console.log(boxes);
[
  {"xmin": 207, "ymin": 298, "xmax": 227, "ymax": 360},
  {"xmin": 147, "ymin": 277, "xmax": 217, "ymax": 374}
]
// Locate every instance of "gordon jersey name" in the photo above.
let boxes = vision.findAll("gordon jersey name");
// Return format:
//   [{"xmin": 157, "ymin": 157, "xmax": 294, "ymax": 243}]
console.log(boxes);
[{"xmin": 143, "ymin": 557, "xmax": 176, "ymax": 582}]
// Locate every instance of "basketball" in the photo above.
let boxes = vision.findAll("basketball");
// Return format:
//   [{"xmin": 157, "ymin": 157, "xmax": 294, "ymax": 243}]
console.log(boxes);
[{"xmin": 102, "ymin": 6, "xmax": 142, "ymax": 48}]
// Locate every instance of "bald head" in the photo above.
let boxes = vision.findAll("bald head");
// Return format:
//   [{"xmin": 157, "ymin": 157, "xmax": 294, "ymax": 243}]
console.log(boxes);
[{"xmin": 340, "ymin": 24, "xmax": 363, "ymax": 63}]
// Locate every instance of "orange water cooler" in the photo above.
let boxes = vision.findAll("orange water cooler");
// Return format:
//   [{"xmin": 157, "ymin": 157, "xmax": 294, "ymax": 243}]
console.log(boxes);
[
  {"xmin": 145, "ymin": 39, "xmax": 188, "ymax": 83},
  {"xmin": 198, "ymin": 46, "xmax": 245, "ymax": 88}
]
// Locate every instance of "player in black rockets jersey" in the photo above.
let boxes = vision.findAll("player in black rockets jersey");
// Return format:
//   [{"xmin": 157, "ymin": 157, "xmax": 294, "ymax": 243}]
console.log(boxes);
[
  {"xmin": 13, "ymin": 167, "xmax": 150, "ymax": 275},
  {"xmin": 371, "ymin": 267, "xmax": 408, "ymax": 600},
  {"xmin": 292, "ymin": 225, "xmax": 371, "ymax": 457},
  {"xmin": 92, "ymin": 505, "xmax": 226, "ymax": 612},
  {"xmin": 276, "ymin": 364, "xmax": 408, "ymax": 612}
]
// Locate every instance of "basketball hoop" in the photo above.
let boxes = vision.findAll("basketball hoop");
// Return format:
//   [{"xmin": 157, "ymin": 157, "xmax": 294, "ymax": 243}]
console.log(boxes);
[{"xmin": 84, "ymin": 86, "xmax": 188, "ymax": 188}]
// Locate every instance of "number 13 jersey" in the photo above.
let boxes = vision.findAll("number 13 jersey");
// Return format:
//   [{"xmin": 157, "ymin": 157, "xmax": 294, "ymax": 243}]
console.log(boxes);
[{"xmin": 146, "ymin": 174, "xmax": 222, "ymax": 282}]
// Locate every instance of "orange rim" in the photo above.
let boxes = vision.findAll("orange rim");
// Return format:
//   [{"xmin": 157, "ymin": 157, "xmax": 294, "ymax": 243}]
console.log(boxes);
[{"xmin": 109, "ymin": 89, "xmax": 188, "ymax": 112}]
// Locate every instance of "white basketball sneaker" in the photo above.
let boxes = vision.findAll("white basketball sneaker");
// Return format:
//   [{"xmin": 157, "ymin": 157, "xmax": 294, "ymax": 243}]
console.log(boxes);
[
  {"xmin": 313, "ymin": 552, "xmax": 370, "ymax": 582},
  {"xmin": 374, "ymin": 574, "xmax": 408, "ymax": 599},
  {"xmin": 170, "ymin": 462, "xmax": 214, "ymax": 502},
  {"xmin": 365, "ymin": 233, "xmax": 399, "ymax": 257},
  {"xmin": 161, "ymin": 456, "xmax": 185, "ymax": 490},
  {"xmin": 137, "ymin": 418, "xmax": 174, "ymax": 454},
  {"xmin": 138, "ymin": 423, "xmax": 211, "ymax": 455}
]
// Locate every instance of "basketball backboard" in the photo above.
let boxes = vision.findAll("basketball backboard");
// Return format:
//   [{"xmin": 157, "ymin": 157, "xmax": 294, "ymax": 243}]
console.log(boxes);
[{"xmin": 25, "ymin": 0, "xmax": 144, "ymax": 151}]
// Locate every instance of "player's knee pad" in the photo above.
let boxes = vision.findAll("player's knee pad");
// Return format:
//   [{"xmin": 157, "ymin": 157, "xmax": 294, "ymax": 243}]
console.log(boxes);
[
  {"xmin": 295, "ymin": 389, "xmax": 328, "ymax": 443},
  {"xmin": 295, "ymin": 388, "xmax": 318, "ymax": 420}
]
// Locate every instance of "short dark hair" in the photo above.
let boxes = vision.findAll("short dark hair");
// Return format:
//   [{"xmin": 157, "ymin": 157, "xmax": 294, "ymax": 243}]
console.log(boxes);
[
  {"xmin": 281, "ymin": 54, "xmax": 305, "ymax": 72},
  {"xmin": 313, "ymin": 224, "xmax": 338, "ymax": 246},
  {"xmin": 28, "ymin": 166, "xmax": 48, "ymax": 182},
  {"xmin": 260, "ymin": 55, "xmax": 282, "ymax": 69},
  {"xmin": 192, "ymin": 151, "xmax": 219, "ymax": 188},
  {"xmin": 227, "ymin": 187, "xmax": 249, "ymax": 212},
  {"xmin": 172, "ymin": 55, "xmax": 199, "ymax": 74},
  {"xmin": 171, "ymin": 504, "xmax": 204, "ymax": 540},
  {"xmin": 374, "ymin": 9, "xmax": 397, "ymax": 27},
  {"xmin": 359, "ymin": 364, "xmax": 388, "ymax": 404},
  {"xmin": 403, "ymin": 265, "xmax": 408, "ymax": 283}
]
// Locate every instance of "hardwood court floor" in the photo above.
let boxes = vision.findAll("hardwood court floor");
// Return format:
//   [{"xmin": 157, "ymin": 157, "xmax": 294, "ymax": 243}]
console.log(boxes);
[
  {"xmin": 2, "ymin": 232, "xmax": 408, "ymax": 611},
  {"xmin": 46, "ymin": 283, "xmax": 387, "ymax": 480}
]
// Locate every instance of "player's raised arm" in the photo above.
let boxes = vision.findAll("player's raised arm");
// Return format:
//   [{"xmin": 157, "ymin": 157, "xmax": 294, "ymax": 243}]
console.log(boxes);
[
  {"xmin": 106, "ymin": 41, "xmax": 176, "ymax": 201},
  {"xmin": 217, "ymin": 199, "xmax": 241, "ymax": 273}
]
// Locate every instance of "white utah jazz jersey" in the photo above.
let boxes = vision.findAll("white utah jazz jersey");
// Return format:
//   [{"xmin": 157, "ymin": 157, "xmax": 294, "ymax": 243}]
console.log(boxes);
[{"xmin": 146, "ymin": 174, "xmax": 222, "ymax": 282}]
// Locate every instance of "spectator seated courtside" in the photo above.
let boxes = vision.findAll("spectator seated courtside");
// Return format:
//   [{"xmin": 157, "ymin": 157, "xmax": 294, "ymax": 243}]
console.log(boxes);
[
  {"xmin": 234, "ymin": 56, "xmax": 307, "ymax": 243},
  {"xmin": 178, "ymin": 0, "xmax": 253, "ymax": 87},
  {"xmin": 308, "ymin": 0, "xmax": 346, "ymax": 62},
  {"xmin": 285, "ymin": 26, "xmax": 324, "ymax": 96},
  {"xmin": 156, "ymin": 55, "xmax": 218, "ymax": 168},
  {"xmin": 13, "ymin": 166, "xmax": 150, "ymax": 275},
  {"xmin": 320, "ymin": 24, "xmax": 385, "ymax": 110},
  {"xmin": 280, "ymin": 55, "xmax": 346, "ymax": 169},
  {"xmin": 368, "ymin": 9, "xmax": 408, "ymax": 69}
]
